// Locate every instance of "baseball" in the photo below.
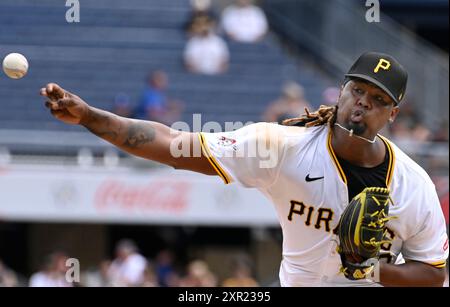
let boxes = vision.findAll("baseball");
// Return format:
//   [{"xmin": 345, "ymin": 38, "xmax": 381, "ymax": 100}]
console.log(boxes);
[{"xmin": 2, "ymin": 53, "xmax": 29, "ymax": 79}]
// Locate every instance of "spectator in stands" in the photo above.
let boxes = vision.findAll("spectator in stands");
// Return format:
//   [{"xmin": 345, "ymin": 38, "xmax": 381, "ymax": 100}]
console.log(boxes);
[
  {"xmin": 387, "ymin": 103, "xmax": 433, "ymax": 160},
  {"xmin": 98, "ymin": 260, "xmax": 112, "ymax": 286},
  {"xmin": 184, "ymin": 15, "xmax": 230, "ymax": 75},
  {"xmin": 221, "ymin": 256, "xmax": 259, "ymax": 287},
  {"xmin": 263, "ymin": 81, "xmax": 311, "ymax": 124},
  {"xmin": 135, "ymin": 71, "xmax": 184, "ymax": 125},
  {"xmin": 0, "ymin": 260, "xmax": 19, "ymax": 287},
  {"xmin": 107, "ymin": 239, "xmax": 147, "ymax": 287},
  {"xmin": 411, "ymin": 122, "xmax": 432, "ymax": 142},
  {"xmin": 388, "ymin": 117, "xmax": 413, "ymax": 141},
  {"xmin": 29, "ymin": 251, "xmax": 73, "ymax": 287},
  {"xmin": 184, "ymin": 0, "xmax": 218, "ymax": 37},
  {"xmin": 390, "ymin": 117, "xmax": 432, "ymax": 144},
  {"xmin": 179, "ymin": 259, "xmax": 218, "ymax": 287},
  {"xmin": 155, "ymin": 249, "xmax": 178, "ymax": 287},
  {"xmin": 81, "ymin": 260, "xmax": 112, "ymax": 287},
  {"xmin": 321, "ymin": 86, "xmax": 341, "ymax": 106},
  {"xmin": 432, "ymin": 120, "xmax": 449, "ymax": 142},
  {"xmin": 112, "ymin": 92, "xmax": 133, "ymax": 118},
  {"xmin": 141, "ymin": 262, "xmax": 160, "ymax": 287},
  {"xmin": 221, "ymin": 0, "xmax": 268, "ymax": 43}
]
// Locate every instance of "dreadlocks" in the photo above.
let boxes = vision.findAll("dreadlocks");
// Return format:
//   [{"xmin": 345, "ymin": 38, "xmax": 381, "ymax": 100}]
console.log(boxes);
[{"xmin": 282, "ymin": 105, "xmax": 338, "ymax": 128}]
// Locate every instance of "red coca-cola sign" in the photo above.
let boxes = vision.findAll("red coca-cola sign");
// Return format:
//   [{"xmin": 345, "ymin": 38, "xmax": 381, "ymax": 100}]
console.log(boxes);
[{"xmin": 95, "ymin": 179, "xmax": 191, "ymax": 214}]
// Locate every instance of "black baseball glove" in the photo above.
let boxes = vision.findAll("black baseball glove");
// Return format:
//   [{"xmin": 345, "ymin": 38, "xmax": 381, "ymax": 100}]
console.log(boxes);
[{"xmin": 336, "ymin": 187, "xmax": 395, "ymax": 280}]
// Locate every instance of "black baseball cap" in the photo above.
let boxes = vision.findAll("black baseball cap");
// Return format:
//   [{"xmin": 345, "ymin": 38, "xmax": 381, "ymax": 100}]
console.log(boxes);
[{"xmin": 345, "ymin": 52, "xmax": 408, "ymax": 105}]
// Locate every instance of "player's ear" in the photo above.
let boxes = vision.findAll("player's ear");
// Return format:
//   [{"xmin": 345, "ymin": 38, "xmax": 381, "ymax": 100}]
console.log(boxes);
[{"xmin": 389, "ymin": 106, "xmax": 400, "ymax": 123}]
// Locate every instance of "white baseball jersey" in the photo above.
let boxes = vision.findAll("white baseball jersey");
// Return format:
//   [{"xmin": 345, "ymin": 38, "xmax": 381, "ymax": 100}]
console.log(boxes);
[{"xmin": 199, "ymin": 122, "xmax": 449, "ymax": 287}]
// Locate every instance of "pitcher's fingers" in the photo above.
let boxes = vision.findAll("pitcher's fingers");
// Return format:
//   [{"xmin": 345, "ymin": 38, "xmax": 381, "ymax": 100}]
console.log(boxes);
[
  {"xmin": 46, "ymin": 83, "xmax": 65, "ymax": 99},
  {"xmin": 40, "ymin": 88, "xmax": 48, "ymax": 97},
  {"xmin": 46, "ymin": 83, "xmax": 54, "ymax": 93},
  {"xmin": 57, "ymin": 98, "xmax": 75, "ymax": 108}
]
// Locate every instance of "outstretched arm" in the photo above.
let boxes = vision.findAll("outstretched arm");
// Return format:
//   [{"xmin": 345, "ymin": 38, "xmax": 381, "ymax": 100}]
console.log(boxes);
[
  {"xmin": 380, "ymin": 261, "xmax": 446, "ymax": 287},
  {"xmin": 40, "ymin": 83, "xmax": 215, "ymax": 175}
]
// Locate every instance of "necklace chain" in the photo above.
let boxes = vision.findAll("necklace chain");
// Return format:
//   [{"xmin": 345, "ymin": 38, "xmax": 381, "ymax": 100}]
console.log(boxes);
[{"xmin": 334, "ymin": 123, "xmax": 377, "ymax": 144}]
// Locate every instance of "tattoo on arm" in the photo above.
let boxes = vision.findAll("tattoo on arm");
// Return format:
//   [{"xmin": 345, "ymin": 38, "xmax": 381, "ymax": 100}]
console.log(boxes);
[
  {"xmin": 83, "ymin": 111, "xmax": 120, "ymax": 140},
  {"xmin": 123, "ymin": 122, "xmax": 156, "ymax": 148},
  {"xmin": 82, "ymin": 108, "xmax": 157, "ymax": 150}
]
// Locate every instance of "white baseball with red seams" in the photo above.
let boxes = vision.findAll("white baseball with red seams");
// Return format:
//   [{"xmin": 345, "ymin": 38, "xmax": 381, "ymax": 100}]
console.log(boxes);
[{"xmin": 2, "ymin": 53, "xmax": 29, "ymax": 79}]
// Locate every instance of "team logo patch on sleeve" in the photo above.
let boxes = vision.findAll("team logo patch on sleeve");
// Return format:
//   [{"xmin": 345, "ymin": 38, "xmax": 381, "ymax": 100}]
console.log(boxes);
[{"xmin": 217, "ymin": 136, "xmax": 236, "ymax": 147}]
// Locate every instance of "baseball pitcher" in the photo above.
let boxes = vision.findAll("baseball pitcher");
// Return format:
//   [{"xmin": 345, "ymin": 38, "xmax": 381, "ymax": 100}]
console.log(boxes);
[{"xmin": 41, "ymin": 52, "xmax": 448, "ymax": 287}]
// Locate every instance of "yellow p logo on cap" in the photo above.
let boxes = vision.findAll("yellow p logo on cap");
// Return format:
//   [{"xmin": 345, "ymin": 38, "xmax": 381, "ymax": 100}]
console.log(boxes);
[{"xmin": 374, "ymin": 59, "xmax": 391, "ymax": 73}]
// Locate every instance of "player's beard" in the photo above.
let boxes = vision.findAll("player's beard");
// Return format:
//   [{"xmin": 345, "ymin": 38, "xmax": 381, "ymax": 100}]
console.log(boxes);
[{"xmin": 346, "ymin": 121, "xmax": 366, "ymax": 136}]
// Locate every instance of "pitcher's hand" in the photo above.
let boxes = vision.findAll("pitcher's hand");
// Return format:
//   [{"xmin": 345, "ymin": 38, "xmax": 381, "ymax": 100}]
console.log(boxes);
[{"xmin": 41, "ymin": 83, "xmax": 90, "ymax": 125}]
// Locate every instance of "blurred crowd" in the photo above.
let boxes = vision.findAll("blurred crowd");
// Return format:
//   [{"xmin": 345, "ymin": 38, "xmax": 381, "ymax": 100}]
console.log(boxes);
[
  {"xmin": 1, "ymin": 237, "xmax": 448, "ymax": 287},
  {"xmin": 0, "ymin": 239, "xmax": 260, "ymax": 287},
  {"xmin": 110, "ymin": 0, "xmax": 270, "ymax": 126},
  {"xmin": 184, "ymin": 0, "xmax": 268, "ymax": 75},
  {"xmin": 108, "ymin": 0, "xmax": 449, "ymax": 151},
  {"xmin": 2, "ymin": 0, "xmax": 447, "ymax": 288}
]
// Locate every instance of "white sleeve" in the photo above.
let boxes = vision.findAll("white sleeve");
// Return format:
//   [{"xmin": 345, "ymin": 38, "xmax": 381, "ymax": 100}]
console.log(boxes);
[
  {"xmin": 218, "ymin": 38, "xmax": 230, "ymax": 61},
  {"xmin": 254, "ymin": 7, "xmax": 268, "ymax": 33},
  {"xmin": 401, "ymin": 181, "xmax": 449, "ymax": 269},
  {"xmin": 199, "ymin": 122, "xmax": 287, "ymax": 188},
  {"xmin": 123, "ymin": 255, "xmax": 147, "ymax": 285},
  {"xmin": 221, "ymin": 7, "xmax": 234, "ymax": 34},
  {"xmin": 29, "ymin": 273, "xmax": 46, "ymax": 287},
  {"xmin": 183, "ymin": 40, "xmax": 195, "ymax": 63}
]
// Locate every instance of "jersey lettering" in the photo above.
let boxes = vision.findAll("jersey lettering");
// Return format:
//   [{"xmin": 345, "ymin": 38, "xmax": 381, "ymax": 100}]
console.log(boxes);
[
  {"xmin": 314, "ymin": 208, "xmax": 334, "ymax": 232},
  {"xmin": 288, "ymin": 201, "xmax": 334, "ymax": 232}
]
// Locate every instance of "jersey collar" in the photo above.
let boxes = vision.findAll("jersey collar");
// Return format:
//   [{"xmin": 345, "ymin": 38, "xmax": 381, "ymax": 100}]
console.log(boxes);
[{"xmin": 326, "ymin": 129, "xmax": 395, "ymax": 188}]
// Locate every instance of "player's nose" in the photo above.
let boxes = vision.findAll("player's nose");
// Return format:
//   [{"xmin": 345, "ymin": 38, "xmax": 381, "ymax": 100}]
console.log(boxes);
[{"xmin": 356, "ymin": 94, "xmax": 371, "ymax": 109}]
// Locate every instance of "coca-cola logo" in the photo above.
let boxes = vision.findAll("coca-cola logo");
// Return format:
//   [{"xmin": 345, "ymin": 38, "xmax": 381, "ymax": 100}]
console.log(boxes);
[
  {"xmin": 0, "ymin": 166, "xmax": 10, "ymax": 175},
  {"xmin": 95, "ymin": 179, "xmax": 190, "ymax": 214}
]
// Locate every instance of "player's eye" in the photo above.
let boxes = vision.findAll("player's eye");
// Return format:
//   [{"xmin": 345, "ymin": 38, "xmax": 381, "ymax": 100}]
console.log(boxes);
[
  {"xmin": 353, "ymin": 87, "xmax": 364, "ymax": 95},
  {"xmin": 374, "ymin": 96, "xmax": 388, "ymax": 105}
]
